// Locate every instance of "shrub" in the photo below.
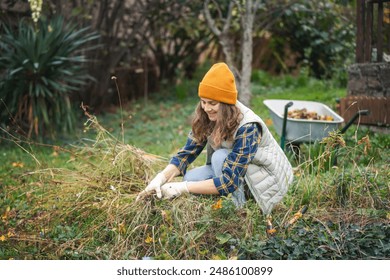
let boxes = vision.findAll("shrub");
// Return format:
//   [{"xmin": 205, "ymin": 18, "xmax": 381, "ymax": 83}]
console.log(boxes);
[{"xmin": 0, "ymin": 16, "xmax": 99, "ymax": 139}]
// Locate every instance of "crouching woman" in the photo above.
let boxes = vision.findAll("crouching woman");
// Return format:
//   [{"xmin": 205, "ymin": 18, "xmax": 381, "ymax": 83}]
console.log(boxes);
[{"xmin": 137, "ymin": 63, "xmax": 293, "ymax": 215}]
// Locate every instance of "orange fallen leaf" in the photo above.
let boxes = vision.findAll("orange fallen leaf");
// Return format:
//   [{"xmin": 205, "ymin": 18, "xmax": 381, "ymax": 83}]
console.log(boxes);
[
  {"xmin": 12, "ymin": 162, "xmax": 24, "ymax": 168},
  {"xmin": 265, "ymin": 119, "xmax": 273, "ymax": 126}
]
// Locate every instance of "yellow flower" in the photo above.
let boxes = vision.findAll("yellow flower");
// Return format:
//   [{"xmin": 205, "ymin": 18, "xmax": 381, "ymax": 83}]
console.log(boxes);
[
  {"xmin": 145, "ymin": 234, "xmax": 154, "ymax": 244},
  {"xmin": 12, "ymin": 162, "xmax": 24, "ymax": 168},
  {"xmin": 0, "ymin": 235, "xmax": 6, "ymax": 242},
  {"xmin": 266, "ymin": 228, "xmax": 277, "ymax": 235},
  {"xmin": 211, "ymin": 199, "xmax": 223, "ymax": 210}
]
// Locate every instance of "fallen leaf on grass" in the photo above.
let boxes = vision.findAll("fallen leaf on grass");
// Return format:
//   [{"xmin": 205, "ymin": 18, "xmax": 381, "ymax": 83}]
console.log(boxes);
[
  {"xmin": 12, "ymin": 162, "xmax": 24, "ymax": 168},
  {"xmin": 2, "ymin": 206, "xmax": 10, "ymax": 221}
]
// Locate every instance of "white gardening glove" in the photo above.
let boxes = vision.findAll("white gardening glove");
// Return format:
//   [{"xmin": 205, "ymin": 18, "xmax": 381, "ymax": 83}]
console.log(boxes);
[
  {"xmin": 161, "ymin": 182, "xmax": 189, "ymax": 199},
  {"xmin": 136, "ymin": 172, "xmax": 167, "ymax": 201}
]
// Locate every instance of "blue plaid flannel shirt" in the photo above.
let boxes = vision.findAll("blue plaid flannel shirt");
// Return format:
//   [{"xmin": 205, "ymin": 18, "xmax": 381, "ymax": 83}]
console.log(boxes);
[{"xmin": 169, "ymin": 123, "xmax": 261, "ymax": 196}]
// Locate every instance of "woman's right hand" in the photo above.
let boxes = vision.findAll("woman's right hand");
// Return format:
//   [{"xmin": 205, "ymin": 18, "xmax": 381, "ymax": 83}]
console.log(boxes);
[{"xmin": 136, "ymin": 172, "xmax": 167, "ymax": 201}]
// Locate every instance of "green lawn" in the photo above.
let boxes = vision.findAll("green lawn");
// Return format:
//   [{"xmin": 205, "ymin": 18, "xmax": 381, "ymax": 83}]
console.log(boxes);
[{"xmin": 1, "ymin": 72, "xmax": 389, "ymax": 260}]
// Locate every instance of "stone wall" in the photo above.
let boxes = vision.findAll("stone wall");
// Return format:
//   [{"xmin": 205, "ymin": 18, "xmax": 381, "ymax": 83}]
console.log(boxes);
[
  {"xmin": 343, "ymin": 62, "xmax": 389, "ymax": 129},
  {"xmin": 347, "ymin": 62, "xmax": 390, "ymax": 97}
]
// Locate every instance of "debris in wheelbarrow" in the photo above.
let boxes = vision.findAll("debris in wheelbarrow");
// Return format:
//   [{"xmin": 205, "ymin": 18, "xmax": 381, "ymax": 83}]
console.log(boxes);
[
  {"xmin": 264, "ymin": 99, "xmax": 370, "ymax": 162},
  {"xmin": 288, "ymin": 108, "xmax": 335, "ymax": 121},
  {"xmin": 263, "ymin": 99, "xmax": 344, "ymax": 145}
]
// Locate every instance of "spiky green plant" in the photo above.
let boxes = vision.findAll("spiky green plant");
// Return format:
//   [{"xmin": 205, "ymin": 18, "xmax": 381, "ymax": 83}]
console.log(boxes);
[{"xmin": 0, "ymin": 16, "xmax": 99, "ymax": 138}]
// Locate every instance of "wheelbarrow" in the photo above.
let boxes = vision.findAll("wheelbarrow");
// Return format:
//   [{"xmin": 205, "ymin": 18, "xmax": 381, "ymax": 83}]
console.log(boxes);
[
  {"xmin": 263, "ymin": 99, "xmax": 369, "ymax": 154},
  {"xmin": 262, "ymin": 99, "xmax": 369, "ymax": 235}
]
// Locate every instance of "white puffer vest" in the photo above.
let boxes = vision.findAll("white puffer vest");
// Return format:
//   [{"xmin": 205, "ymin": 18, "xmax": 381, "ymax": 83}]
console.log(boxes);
[{"xmin": 206, "ymin": 101, "xmax": 294, "ymax": 215}]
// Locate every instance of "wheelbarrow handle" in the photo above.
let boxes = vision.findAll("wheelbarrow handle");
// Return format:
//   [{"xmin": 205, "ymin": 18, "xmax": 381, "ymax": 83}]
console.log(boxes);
[
  {"xmin": 281, "ymin": 101, "xmax": 294, "ymax": 150},
  {"xmin": 340, "ymin": 109, "xmax": 370, "ymax": 134}
]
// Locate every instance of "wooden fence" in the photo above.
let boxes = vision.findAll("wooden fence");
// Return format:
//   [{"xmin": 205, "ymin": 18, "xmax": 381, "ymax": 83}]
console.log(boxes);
[
  {"xmin": 339, "ymin": 96, "xmax": 389, "ymax": 126},
  {"xmin": 356, "ymin": 0, "xmax": 390, "ymax": 63}
]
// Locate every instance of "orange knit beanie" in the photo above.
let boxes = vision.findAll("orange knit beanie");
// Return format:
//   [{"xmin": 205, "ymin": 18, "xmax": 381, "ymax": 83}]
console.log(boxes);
[{"xmin": 198, "ymin": 63, "xmax": 238, "ymax": 105}]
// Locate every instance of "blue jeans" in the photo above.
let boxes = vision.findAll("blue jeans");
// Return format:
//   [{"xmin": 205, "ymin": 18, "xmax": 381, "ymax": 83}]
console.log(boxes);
[{"xmin": 183, "ymin": 148, "xmax": 246, "ymax": 207}]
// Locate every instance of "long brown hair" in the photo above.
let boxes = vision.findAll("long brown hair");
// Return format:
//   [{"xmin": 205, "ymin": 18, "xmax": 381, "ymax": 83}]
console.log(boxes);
[{"xmin": 192, "ymin": 102, "xmax": 242, "ymax": 147}]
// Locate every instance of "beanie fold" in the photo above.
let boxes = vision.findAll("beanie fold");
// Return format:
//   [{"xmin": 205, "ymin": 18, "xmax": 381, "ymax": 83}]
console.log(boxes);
[{"xmin": 199, "ymin": 83, "xmax": 237, "ymax": 105}]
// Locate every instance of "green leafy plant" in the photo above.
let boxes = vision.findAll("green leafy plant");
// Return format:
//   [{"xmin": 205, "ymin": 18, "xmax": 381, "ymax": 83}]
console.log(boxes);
[
  {"xmin": 271, "ymin": 0, "xmax": 355, "ymax": 82},
  {"xmin": 234, "ymin": 221, "xmax": 390, "ymax": 260},
  {"xmin": 0, "ymin": 16, "xmax": 99, "ymax": 138}
]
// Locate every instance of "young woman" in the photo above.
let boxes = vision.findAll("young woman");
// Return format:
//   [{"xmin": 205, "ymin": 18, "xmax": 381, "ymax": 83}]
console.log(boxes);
[{"xmin": 137, "ymin": 63, "xmax": 293, "ymax": 215}]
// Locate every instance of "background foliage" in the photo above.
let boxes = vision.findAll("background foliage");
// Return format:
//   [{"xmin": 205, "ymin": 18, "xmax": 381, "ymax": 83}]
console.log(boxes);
[
  {"xmin": 0, "ymin": 16, "xmax": 99, "ymax": 138},
  {"xmin": 271, "ymin": 0, "xmax": 355, "ymax": 82},
  {"xmin": 1, "ymin": 0, "xmax": 358, "ymax": 113}
]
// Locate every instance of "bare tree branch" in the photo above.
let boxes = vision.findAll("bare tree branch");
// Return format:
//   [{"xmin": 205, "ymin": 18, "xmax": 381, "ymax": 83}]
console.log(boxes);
[
  {"xmin": 204, "ymin": 0, "xmax": 221, "ymax": 36},
  {"xmin": 222, "ymin": 0, "xmax": 235, "ymax": 34},
  {"xmin": 253, "ymin": 0, "xmax": 262, "ymax": 13}
]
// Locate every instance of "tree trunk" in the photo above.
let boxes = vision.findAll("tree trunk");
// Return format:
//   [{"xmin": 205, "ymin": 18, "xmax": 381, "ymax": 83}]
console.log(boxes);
[
  {"xmin": 240, "ymin": 0, "xmax": 255, "ymax": 106},
  {"xmin": 204, "ymin": 0, "xmax": 259, "ymax": 106},
  {"xmin": 203, "ymin": 0, "xmax": 235, "ymax": 68}
]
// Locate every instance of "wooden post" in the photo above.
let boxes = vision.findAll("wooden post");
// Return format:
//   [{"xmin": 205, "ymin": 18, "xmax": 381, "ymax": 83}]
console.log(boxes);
[
  {"xmin": 365, "ymin": 1, "xmax": 373, "ymax": 62},
  {"xmin": 377, "ymin": 1, "xmax": 384, "ymax": 62},
  {"xmin": 356, "ymin": 0, "xmax": 365, "ymax": 63},
  {"xmin": 387, "ymin": 2, "xmax": 390, "ymax": 52}
]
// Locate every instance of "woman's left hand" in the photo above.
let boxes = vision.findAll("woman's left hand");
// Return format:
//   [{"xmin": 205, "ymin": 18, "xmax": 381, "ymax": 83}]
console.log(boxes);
[{"xmin": 161, "ymin": 182, "xmax": 189, "ymax": 199}]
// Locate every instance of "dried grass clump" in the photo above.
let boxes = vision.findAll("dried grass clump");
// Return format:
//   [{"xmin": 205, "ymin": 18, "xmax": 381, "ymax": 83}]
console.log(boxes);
[
  {"xmin": 15, "ymin": 114, "xmax": 165, "ymax": 258},
  {"xmin": 7, "ymin": 113, "xmax": 388, "ymax": 260},
  {"xmin": 15, "ymin": 114, "xmax": 268, "ymax": 260}
]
